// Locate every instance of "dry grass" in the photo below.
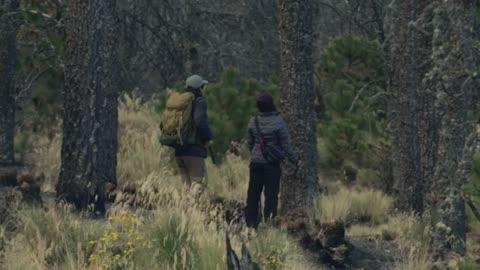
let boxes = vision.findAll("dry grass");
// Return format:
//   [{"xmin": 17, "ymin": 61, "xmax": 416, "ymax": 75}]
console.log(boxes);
[
  {"xmin": 4, "ymin": 95, "xmax": 312, "ymax": 270},
  {"xmin": 249, "ymin": 227, "xmax": 315, "ymax": 270},
  {"xmin": 3, "ymin": 206, "xmax": 103, "ymax": 270},
  {"xmin": 390, "ymin": 215, "xmax": 432, "ymax": 270},
  {"xmin": 347, "ymin": 213, "xmax": 432, "ymax": 270},
  {"xmin": 207, "ymin": 154, "xmax": 249, "ymax": 202},
  {"xmin": 315, "ymin": 185, "xmax": 393, "ymax": 224},
  {"xmin": 14, "ymin": 94, "xmax": 462, "ymax": 270},
  {"xmin": 117, "ymin": 95, "xmax": 178, "ymax": 185},
  {"xmin": 32, "ymin": 134, "xmax": 61, "ymax": 192}
]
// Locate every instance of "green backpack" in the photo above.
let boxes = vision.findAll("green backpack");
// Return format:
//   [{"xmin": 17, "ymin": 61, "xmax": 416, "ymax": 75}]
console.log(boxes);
[{"xmin": 159, "ymin": 91, "xmax": 196, "ymax": 147}]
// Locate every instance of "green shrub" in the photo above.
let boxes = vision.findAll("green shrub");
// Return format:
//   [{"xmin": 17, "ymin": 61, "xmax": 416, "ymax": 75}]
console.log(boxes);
[
  {"xmin": 356, "ymin": 168, "xmax": 383, "ymax": 189},
  {"xmin": 464, "ymin": 148, "xmax": 480, "ymax": 203},
  {"xmin": 146, "ymin": 213, "xmax": 197, "ymax": 268},
  {"xmin": 133, "ymin": 208, "xmax": 226, "ymax": 270},
  {"xmin": 316, "ymin": 34, "xmax": 388, "ymax": 177},
  {"xmin": 458, "ymin": 258, "xmax": 480, "ymax": 270},
  {"xmin": 204, "ymin": 69, "xmax": 259, "ymax": 159},
  {"xmin": 17, "ymin": 1, "xmax": 64, "ymax": 131},
  {"xmin": 14, "ymin": 132, "xmax": 31, "ymax": 163},
  {"xmin": 88, "ymin": 211, "xmax": 151, "ymax": 269},
  {"xmin": 249, "ymin": 227, "xmax": 304, "ymax": 270}
]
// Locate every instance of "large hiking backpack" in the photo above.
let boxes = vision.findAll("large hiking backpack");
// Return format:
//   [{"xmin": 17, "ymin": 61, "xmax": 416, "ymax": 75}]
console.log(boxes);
[{"xmin": 159, "ymin": 91, "xmax": 196, "ymax": 147}]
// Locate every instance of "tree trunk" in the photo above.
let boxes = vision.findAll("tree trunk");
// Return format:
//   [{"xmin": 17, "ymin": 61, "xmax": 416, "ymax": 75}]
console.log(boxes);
[
  {"xmin": 0, "ymin": 0, "xmax": 19, "ymax": 166},
  {"xmin": 385, "ymin": 0, "xmax": 417, "ymax": 212},
  {"xmin": 418, "ymin": 4, "xmax": 440, "ymax": 210},
  {"xmin": 430, "ymin": 0, "xmax": 479, "ymax": 261},
  {"xmin": 410, "ymin": 1, "xmax": 436, "ymax": 214},
  {"xmin": 385, "ymin": 0, "xmax": 433, "ymax": 213},
  {"xmin": 276, "ymin": 0, "xmax": 318, "ymax": 214},
  {"xmin": 56, "ymin": 0, "xmax": 119, "ymax": 214}
]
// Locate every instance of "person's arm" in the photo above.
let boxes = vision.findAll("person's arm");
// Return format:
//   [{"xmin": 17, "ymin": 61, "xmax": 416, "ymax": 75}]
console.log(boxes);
[
  {"xmin": 277, "ymin": 122, "xmax": 297, "ymax": 163},
  {"xmin": 247, "ymin": 118, "xmax": 254, "ymax": 152},
  {"xmin": 193, "ymin": 97, "xmax": 212, "ymax": 143}
]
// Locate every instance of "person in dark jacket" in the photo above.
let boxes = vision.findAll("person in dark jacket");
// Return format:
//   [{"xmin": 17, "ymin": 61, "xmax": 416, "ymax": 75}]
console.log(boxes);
[
  {"xmin": 175, "ymin": 75, "xmax": 212, "ymax": 191},
  {"xmin": 245, "ymin": 92, "xmax": 298, "ymax": 228}
]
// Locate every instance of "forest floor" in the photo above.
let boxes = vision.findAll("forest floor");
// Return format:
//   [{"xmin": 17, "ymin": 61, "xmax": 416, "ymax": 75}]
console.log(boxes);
[
  {"xmin": 38, "ymin": 190, "xmax": 398, "ymax": 270},
  {"xmin": 1, "ymin": 97, "xmax": 478, "ymax": 270}
]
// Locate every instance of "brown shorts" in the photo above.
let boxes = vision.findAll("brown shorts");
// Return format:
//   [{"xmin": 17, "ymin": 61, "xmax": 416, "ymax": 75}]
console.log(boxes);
[{"xmin": 176, "ymin": 156, "xmax": 207, "ymax": 187}]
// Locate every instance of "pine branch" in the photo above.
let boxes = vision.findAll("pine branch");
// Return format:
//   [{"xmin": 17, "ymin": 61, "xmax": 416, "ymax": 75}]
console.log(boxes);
[
  {"xmin": 466, "ymin": 196, "xmax": 480, "ymax": 222},
  {"xmin": 348, "ymin": 80, "xmax": 382, "ymax": 113}
]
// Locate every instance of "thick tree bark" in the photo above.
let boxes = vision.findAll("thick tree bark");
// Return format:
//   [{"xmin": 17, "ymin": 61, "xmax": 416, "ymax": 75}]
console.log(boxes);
[
  {"xmin": 276, "ymin": 0, "xmax": 318, "ymax": 214},
  {"xmin": 385, "ymin": 0, "xmax": 418, "ymax": 212},
  {"xmin": 385, "ymin": 0, "xmax": 434, "ymax": 213},
  {"xmin": 430, "ymin": 0, "xmax": 479, "ymax": 261},
  {"xmin": 0, "ymin": 0, "xmax": 19, "ymax": 166},
  {"xmin": 415, "ymin": 3, "xmax": 441, "ymax": 212},
  {"xmin": 56, "ymin": 0, "xmax": 119, "ymax": 214},
  {"xmin": 410, "ymin": 1, "xmax": 437, "ymax": 215}
]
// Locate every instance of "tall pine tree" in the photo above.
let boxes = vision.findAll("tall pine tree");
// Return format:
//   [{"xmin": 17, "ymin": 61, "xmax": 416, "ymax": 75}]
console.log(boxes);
[
  {"xmin": 276, "ymin": 0, "xmax": 319, "ymax": 213},
  {"xmin": 56, "ymin": 0, "xmax": 119, "ymax": 214},
  {"xmin": 430, "ymin": 0, "xmax": 480, "ymax": 261},
  {"xmin": 385, "ymin": 0, "xmax": 434, "ymax": 213},
  {"xmin": 0, "ymin": 0, "xmax": 19, "ymax": 166}
]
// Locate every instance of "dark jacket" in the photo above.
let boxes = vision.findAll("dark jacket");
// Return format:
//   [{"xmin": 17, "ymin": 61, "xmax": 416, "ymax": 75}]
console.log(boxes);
[
  {"xmin": 247, "ymin": 112, "xmax": 297, "ymax": 164},
  {"xmin": 175, "ymin": 95, "xmax": 212, "ymax": 158}
]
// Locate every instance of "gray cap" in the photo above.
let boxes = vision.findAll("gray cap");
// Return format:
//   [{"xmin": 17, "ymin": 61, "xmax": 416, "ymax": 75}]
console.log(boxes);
[{"xmin": 186, "ymin": 75, "xmax": 208, "ymax": 89}]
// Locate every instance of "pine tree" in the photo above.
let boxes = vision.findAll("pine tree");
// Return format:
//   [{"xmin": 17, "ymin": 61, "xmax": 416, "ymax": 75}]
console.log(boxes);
[
  {"xmin": 56, "ymin": 0, "xmax": 119, "ymax": 214},
  {"xmin": 276, "ymin": 0, "xmax": 318, "ymax": 213},
  {"xmin": 384, "ymin": 0, "xmax": 433, "ymax": 213},
  {"xmin": 0, "ymin": 0, "xmax": 19, "ymax": 166},
  {"xmin": 429, "ymin": 0, "xmax": 479, "ymax": 262},
  {"xmin": 317, "ymin": 34, "xmax": 386, "ymax": 172},
  {"xmin": 205, "ymin": 69, "xmax": 260, "ymax": 158}
]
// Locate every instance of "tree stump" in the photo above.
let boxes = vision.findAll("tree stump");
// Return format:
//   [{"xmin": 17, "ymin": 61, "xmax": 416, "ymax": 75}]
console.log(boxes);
[
  {"xmin": 0, "ymin": 168, "xmax": 41, "ymax": 204},
  {"xmin": 280, "ymin": 208, "xmax": 353, "ymax": 266},
  {"xmin": 0, "ymin": 167, "xmax": 19, "ymax": 187},
  {"xmin": 0, "ymin": 187, "xmax": 22, "ymax": 224}
]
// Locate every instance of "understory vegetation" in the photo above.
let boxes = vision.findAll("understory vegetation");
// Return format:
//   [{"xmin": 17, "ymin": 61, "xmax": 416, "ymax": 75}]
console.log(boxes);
[
  {"xmin": 3, "ymin": 33, "xmax": 479, "ymax": 270},
  {"xmin": 3, "ymin": 92, "xmax": 478, "ymax": 270}
]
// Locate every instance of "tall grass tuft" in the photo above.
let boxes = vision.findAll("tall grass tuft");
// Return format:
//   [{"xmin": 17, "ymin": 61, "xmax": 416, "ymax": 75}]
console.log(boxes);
[
  {"xmin": 316, "ymin": 185, "xmax": 393, "ymax": 224},
  {"xmin": 3, "ymin": 206, "xmax": 103, "ymax": 270},
  {"xmin": 117, "ymin": 95, "xmax": 177, "ymax": 186},
  {"xmin": 249, "ymin": 227, "xmax": 307, "ymax": 270},
  {"xmin": 207, "ymin": 154, "xmax": 249, "ymax": 202},
  {"xmin": 347, "ymin": 213, "xmax": 432, "ymax": 270},
  {"xmin": 32, "ymin": 134, "xmax": 62, "ymax": 192}
]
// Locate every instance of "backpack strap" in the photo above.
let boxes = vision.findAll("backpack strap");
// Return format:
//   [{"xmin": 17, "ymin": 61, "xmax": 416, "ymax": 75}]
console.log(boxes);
[
  {"xmin": 254, "ymin": 116, "xmax": 266, "ymax": 146},
  {"xmin": 255, "ymin": 116, "xmax": 268, "ymax": 161}
]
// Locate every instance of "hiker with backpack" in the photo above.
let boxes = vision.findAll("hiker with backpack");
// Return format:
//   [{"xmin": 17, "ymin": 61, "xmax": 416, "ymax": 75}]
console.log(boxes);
[
  {"xmin": 159, "ymin": 75, "xmax": 212, "ymax": 193},
  {"xmin": 245, "ymin": 92, "xmax": 298, "ymax": 229}
]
